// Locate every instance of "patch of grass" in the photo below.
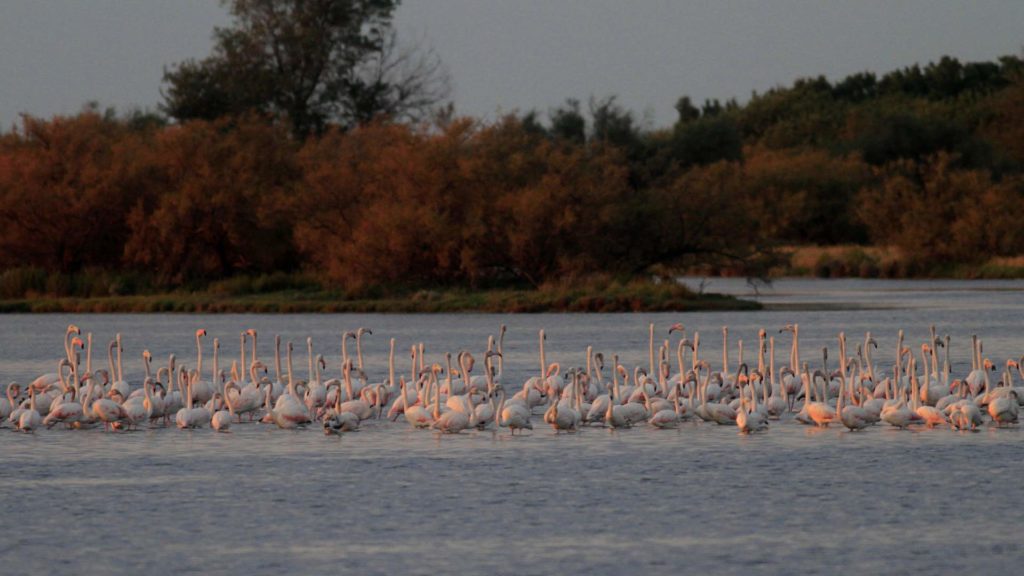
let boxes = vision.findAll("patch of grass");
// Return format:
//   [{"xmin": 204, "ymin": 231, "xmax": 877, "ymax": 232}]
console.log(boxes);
[
  {"xmin": 0, "ymin": 278, "xmax": 759, "ymax": 314},
  {"xmin": 775, "ymin": 246, "xmax": 1024, "ymax": 279}
]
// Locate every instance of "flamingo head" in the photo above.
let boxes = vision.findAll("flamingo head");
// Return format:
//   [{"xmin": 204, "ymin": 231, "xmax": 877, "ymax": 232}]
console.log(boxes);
[
  {"xmin": 196, "ymin": 329, "xmax": 207, "ymax": 339},
  {"xmin": 668, "ymin": 323, "xmax": 685, "ymax": 334}
]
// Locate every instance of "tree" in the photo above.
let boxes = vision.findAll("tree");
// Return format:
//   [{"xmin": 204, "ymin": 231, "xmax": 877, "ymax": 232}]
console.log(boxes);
[
  {"xmin": 670, "ymin": 116, "xmax": 742, "ymax": 168},
  {"xmin": 123, "ymin": 117, "xmax": 299, "ymax": 283},
  {"xmin": 162, "ymin": 0, "xmax": 449, "ymax": 137},
  {"xmin": 0, "ymin": 110, "xmax": 151, "ymax": 273},
  {"xmin": 589, "ymin": 95, "xmax": 639, "ymax": 149},
  {"xmin": 548, "ymin": 99, "xmax": 585, "ymax": 144},
  {"xmin": 336, "ymin": 29, "xmax": 451, "ymax": 127},
  {"xmin": 674, "ymin": 96, "xmax": 700, "ymax": 125}
]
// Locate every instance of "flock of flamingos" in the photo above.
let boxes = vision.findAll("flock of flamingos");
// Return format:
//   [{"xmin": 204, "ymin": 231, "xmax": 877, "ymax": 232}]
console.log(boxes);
[{"xmin": 3, "ymin": 322, "xmax": 1021, "ymax": 436}]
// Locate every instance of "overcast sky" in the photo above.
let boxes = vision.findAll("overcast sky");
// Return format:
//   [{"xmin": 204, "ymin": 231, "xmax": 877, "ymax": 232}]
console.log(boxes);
[{"xmin": 1, "ymin": 1, "xmax": 1022, "ymax": 130}]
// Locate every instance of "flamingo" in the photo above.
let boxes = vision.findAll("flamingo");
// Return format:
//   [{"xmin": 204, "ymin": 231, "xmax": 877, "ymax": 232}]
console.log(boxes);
[
  {"xmin": 779, "ymin": 324, "xmax": 802, "ymax": 406},
  {"xmin": 649, "ymin": 382, "xmax": 684, "ymax": 429},
  {"xmin": 189, "ymin": 329, "xmax": 215, "ymax": 405},
  {"xmin": 805, "ymin": 365, "xmax": 836, "ymax": 428},
  {"xmin": 336, "ymin": 360, "xmax": 373, "ymax": 420},
  {"xmin": 119, "ymin": 377, "xmax": 154, "ymax": 430},
  {"xmin": 92, "ymin": 393, "xmax": 127, "ymax": 431},
  {"xmin": 835, "ymin": 334, "xmax": 871, "ymax": 431},
  {"xmin": 880, "ymin": 363, "xmax": 920, "ymax": 430},
  {"xmin": 266, "ymin": 344, "xmax": 312, "ymax": 428},
  {"xmin": 496, "ymin": 324, "xmax": 507, "ymax": 378},
  {"xmin": 764, "ymin": 337, "xmax": 787, "ymax": 419},
  {"xmin": 225, "ymin": 362, "xmax": 265, "ymax": 422},
  {"xmin": 603, "ymin": 365, "xmax": 634, "ymax": 429},
  {"xmin": 736, "ymin": 375, "xmax": 769, "ymax": 434},
  {"xmin": 988, "ymin": 362, "xmax": 1020, "ymax": 426},
  {"xmin": 914, "ymin": 345, "xmax": 947, "ymax": 428},
  {"xmin": 212, "ymin": 384, "xmax": 238, "ymax": 432},
  {"xmin": 43, "ymin": 360, "xmax": 82, "ymax": 429},
  {"xmin": 432, "ymin": 386, "xmax": 474, "ymax": 434},
  {"xmin": 544, "ymin": 370, "xmax": 580, "ymax": 433},
  {"xmin": 322, "ymin": 408, "xmax": 359, "ymax": 434},
  {"xmin": 29, "ymin": 324, "xmax": 79, "ymax": 393},
  {"xmin": 0, "ymin": 382, "xmax": 21, "ymax": 424},
  {"xmin": 406, "ymin": 365, "xmax": 443, "ymax": 428},
  {"xmin": 175, "ymin": 367, "xmax": 210, "ymax": 429},
  {"xmin": 698, "ymin": 361, "xmax": 736, "ymax": 425},
  {"xmin": 474, "ymin": 352, "xmax": 501, "ymax": 429},
  {"xmin": 497, "ymin": 384, "xmax": 532, "ymax": 434},
  {"xmin": 17, "ymin": 387, "xmax": 42, "ymax": 432}
]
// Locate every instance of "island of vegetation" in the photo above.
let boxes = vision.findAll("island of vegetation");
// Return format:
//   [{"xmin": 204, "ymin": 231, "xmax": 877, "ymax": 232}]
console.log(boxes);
[{"xmin": 2, "ymin": 1, "xmax": 1023, "ymax": 312}]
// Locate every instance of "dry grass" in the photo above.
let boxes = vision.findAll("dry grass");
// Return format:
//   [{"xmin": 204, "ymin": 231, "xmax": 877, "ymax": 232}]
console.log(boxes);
[{"xmin": 776, "ymin": 245, "xmax": 1024, "ymax": 279}]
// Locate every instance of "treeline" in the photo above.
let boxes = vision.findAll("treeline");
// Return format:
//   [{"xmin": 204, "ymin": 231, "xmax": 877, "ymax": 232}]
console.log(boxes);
[{"xmin": 1, "ymin": 54, "xmax": 1024, "ymax": 296}]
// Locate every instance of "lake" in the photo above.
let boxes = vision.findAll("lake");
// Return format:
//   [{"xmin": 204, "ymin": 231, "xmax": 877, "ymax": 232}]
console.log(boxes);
[{"xmin": 2, "ymin": 278, "xmax": 1024, "ymax": 574}]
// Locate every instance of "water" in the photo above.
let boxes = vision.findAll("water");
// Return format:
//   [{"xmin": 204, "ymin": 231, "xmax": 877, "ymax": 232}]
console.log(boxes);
[{"xmin": 3, "ymin": 279, "xmax": 1024, "ymax": 574}]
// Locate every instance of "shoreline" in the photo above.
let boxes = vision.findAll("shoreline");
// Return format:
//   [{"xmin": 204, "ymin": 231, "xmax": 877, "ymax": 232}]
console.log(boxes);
[{"xmin": 0, "ymin": 287, "xmax": 760, "ymax": 314}]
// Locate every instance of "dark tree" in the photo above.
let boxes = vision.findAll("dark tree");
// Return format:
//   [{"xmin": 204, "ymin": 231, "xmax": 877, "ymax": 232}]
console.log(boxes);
[
  {"xmin": 162, "ymin": 0, "xmax": 449, "ymax": 138},
  {"xmin": 588, "ymin": 95, "xmax": 639, "ymax": 149},
  {"xmin": 336, "ymin": 29, "xmax": 451, "ymax": 127},
  {"xmin": 674, "ymin": 96, "xmax": 700, "ymax": 125},
  {"xmin": 548, "ymin": 99, "xmax": 586, "ymax": 144}
]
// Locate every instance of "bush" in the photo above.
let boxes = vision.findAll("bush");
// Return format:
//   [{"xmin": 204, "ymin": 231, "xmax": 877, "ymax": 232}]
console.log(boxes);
[{"xmin": 0, "ymin": 267, "xmax": 47, "ymax": 298}]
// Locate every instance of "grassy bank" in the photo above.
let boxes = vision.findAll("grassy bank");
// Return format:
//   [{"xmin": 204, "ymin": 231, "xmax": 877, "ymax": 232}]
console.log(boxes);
[
  {"xmin": 0, "ymin": 279, "xmax": 760, "ymax": 314},
  {"xmin": 770, "ymin": 246, "xmax": 1024, "ymax": 279}
]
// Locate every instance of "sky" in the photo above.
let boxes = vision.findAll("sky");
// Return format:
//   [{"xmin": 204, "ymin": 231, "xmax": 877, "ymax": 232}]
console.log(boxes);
[{"xmin": 1, "ymin": 1, "xmax": 1022, "ymax": 130}]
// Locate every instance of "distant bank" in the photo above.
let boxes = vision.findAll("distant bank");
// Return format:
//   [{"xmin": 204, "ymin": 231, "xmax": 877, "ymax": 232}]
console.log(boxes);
[{"xmin": 0, "ymin": 281, "xmax": 760, "ymax": 314}]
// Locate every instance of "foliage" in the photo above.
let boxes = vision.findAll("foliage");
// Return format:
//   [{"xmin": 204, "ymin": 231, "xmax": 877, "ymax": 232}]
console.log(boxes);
[
  {"xmin": 162, "ymin": 0, "xmax": 449, "ymax": 138},
  {"xmin": 3, "ymin": 52, "xmax": 1024, "ymax": 295}
]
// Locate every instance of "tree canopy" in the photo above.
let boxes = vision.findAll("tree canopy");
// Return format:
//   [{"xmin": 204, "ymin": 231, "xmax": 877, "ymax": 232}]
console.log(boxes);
[
  {"xmin": 161, "ymin": 0, "xmax": 449, "ymax": 138},
  {"xmin": 3, "ymin": 52, "xmax": 1024, "ymax": 296}
]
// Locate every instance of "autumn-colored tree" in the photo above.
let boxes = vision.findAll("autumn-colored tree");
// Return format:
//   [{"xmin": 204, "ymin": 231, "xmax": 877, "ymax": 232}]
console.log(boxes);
[
  {"xmin": 857, "ymin": 154, "xmax": 1024, "ymax": 262},
  {"xmin": 5, "ymin": 51, "xmax": 1024, "ymax": 294},
  {"xmin": 740, "ymin": 146, "xmax": 872, "ymax": 245},
  {"xmin": 123, "ymin": 117, "xmax": 299, "ymax": 283},
  {"xmin": 644, "ymin": 160, "xmax": 769, "ymax": 274},
  {"xmin": 293, "ymin": 121, "xmax": 454, "ymax": 292},
  {"xmin": 0, "ymin": 109, "xmax": 152, "ymax": 272},
  {"xmin": 983, "ymin": 77, "xmax": 1024, "ymax": 169}
]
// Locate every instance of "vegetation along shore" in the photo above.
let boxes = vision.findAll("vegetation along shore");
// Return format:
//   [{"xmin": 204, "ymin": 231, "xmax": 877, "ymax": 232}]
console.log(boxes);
[{"xmin": 3, "ymin": 0, "xmax": 1022, "ymax": 309}]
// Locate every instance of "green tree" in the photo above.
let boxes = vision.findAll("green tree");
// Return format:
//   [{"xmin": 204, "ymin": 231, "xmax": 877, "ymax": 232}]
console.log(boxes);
[
  {"xmin": 162, "ymin": 0, "xmax": 448, "ymax": 138},
  {"xmin": 548, "ymin": 99, "xmax": 585, "ymax": 144},
  {"xmin": 674, "ymin": 96, "xmax": 700, "ymax": 125}
]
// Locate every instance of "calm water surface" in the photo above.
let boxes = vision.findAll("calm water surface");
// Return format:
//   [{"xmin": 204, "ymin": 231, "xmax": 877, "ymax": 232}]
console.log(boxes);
[{"xmin": 2, "ymin": 279, "xmax": 1024, "ymax": 575}]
